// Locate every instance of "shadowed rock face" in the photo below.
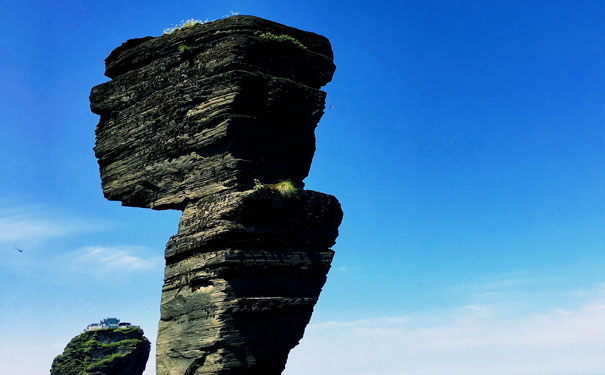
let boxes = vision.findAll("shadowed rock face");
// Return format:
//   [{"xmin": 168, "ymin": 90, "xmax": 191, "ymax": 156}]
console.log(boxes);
[
  {"xmin": 90, "ymin": 15, "xmax": 341, "ymax": 375},
  {"xmin": 91, "ymin": 15, "xmax": 335, "ymax": 210}
]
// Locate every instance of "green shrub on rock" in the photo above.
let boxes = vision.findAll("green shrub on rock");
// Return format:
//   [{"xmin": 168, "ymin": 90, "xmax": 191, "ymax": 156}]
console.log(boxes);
[
  {"xmin": 274, "ymin": 180, "xmax": 296, "ymax": 197},
  {"xmin": 50, "ymin": 326, "xmax": 150, "ymax": 375}
]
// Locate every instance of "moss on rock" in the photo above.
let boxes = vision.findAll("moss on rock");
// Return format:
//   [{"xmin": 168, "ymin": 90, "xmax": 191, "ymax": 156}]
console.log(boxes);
[{"xmin": 50, "ymin": 326, "xmax": 150, "ymax": 375}]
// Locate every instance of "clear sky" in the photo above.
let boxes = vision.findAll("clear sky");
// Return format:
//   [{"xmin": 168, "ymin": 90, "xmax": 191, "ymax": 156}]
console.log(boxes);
[{"xmin": 1, "ymin": 1, "xmax": 604, "ymax": 374}]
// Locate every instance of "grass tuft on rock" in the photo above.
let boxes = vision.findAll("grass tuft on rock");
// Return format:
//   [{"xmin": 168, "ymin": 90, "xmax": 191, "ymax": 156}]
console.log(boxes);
[
  {"xmin": 273, "ymin": 180, "xmax": 297, "ymax": 197},
  {"xmin": 258, "ymin": 32, "xmax": 306, "ymax": 49},
  {"xmin": 252, "ymin": 179, "xmax": 297, "ymax": 197},
  {"xmin": 163, "ymin": 19, "xmax": 207, "ymax": 34}
]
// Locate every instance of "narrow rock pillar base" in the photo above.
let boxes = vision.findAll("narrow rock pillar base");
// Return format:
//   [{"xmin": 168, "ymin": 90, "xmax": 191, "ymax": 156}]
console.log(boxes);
[{"xmin": 157, "ymin": 190, "xmax": 342, "ymax": 374}]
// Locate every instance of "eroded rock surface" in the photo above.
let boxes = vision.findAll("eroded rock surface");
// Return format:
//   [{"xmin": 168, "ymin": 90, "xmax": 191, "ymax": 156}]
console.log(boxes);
[
  {"xmin": 50, "ymin": 326, "xmax": 150, "ymax": 375},
  {"xmin": 91, "ymin": 15, "xmax": 341, "ymax": 375}
]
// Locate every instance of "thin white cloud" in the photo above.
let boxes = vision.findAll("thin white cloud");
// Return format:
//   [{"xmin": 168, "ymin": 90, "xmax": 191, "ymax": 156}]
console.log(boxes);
[
  {"xmin": 70, "ymin": 246, "xmax": 162, "ymax": 273},
  {"xmin": 0, "ymin": 205, "xmax": 104, "ymax": 245},
  {"xmin": 0, "ymin": 217, "xmax": 76, "ymax": 242},
  {"xmin": 285, "ymin": 286, "xmax": 605, "ymax": 375}
]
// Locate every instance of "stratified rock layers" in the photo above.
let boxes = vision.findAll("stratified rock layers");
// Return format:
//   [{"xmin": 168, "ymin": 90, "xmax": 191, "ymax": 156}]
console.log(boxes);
[
  {"xmin": 158, "ymin": 189, "xmax": 341, "ymax": 374},
  {"xmin": 91, "ymin": 15, "xmax": 341, "ymax": 375}
]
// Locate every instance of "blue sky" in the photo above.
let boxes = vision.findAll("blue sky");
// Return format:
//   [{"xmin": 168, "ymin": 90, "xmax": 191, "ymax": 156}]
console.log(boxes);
[{"xmin": 1, "ymin": 1, "xmax": 605, "ymax": 374}]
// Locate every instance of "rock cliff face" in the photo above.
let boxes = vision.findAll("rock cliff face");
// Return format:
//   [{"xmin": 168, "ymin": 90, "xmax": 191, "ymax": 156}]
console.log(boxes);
[
  {"xmin": 90, "ymin": 15, "xmax": 342, "ymax": 374},
  {"xmin": 50, "ymin": 326, "xmax": 150, "ymax": 375}
]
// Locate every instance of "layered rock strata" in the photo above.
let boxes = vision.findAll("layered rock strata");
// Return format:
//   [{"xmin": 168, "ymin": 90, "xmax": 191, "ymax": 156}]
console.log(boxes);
[{"xmin": 90, "ymin": 15, "xmax": 341, "ymax": 375}]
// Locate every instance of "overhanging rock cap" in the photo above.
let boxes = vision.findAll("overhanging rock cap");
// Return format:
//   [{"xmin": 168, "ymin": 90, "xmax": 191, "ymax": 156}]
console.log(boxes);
[
  {"xmin": 103, "ymin": 15, "xmax": 335, "ymax": 86},
  {"xmin": 90, "ymin": 15, "xmax": 336, "ymax": 210}
]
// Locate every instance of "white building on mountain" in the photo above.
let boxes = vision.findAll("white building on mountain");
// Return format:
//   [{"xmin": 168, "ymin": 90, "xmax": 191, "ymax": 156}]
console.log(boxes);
[{"xmin": 86, "ymin": 318, "xmax": 132, "ymax": 331}]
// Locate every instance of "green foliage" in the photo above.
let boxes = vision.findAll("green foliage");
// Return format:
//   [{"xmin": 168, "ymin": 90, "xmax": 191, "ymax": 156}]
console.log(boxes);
[
  {"xmin": 163, "ymin": 19, "xmax": 207, "ymax": 34},
  {"xmin": 258, "ymin": 32, "xmax": 306, "ymax": 49},
  {"xmin": 115, "ymin": 326, "xmax": 142, "ymax": 334},
  {"xmin": 274, "ymin": 180, "xmax": 297, "ymax": 197},
  {"xmin": 252, "ymin": 179, "xmax": 297, "ymax": 197},
  {"xmin": 253, "ymin": 178, "xmax": 263, "ymax": 191},
  {"xmin": 51, "ymin": 327, "xmax": 149, "ymax": 375},
  {"xmin": 83, "ymin": 338, "xmax": 141, "ymax": 351},
  {"xmin": 85, "ymin": 352, "xmax": 130, "ymax": 371}
]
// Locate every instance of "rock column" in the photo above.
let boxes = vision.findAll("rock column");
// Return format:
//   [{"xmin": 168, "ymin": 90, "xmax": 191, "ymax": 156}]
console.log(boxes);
[{"xmin": 90, "ymin": 15, "xmax": 341, "ymax": 375}]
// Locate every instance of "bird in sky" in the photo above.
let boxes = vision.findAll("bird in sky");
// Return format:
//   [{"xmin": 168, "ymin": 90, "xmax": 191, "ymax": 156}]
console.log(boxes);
[{"xmin": 16, "ymin": 248, "xmax": 23, "ymax": 253}]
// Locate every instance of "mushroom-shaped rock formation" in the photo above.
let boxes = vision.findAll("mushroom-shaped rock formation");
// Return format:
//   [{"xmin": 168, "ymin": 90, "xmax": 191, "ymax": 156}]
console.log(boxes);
[{"xmin": 90, "ymin": 15, "xmax": 342, "ymax": 375}]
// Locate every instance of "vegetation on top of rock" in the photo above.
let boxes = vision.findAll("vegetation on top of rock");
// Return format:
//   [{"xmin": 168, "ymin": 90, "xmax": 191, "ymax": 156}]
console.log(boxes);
[
  {"xmin": 163, "ymin": 12, "xmax": 241, "ymax": 34},
  {"xmin": 258, "ymin": 31, "xmax": 307, "ymax": 49},
  {"xmin": 178, "ymin": 43, "xmax": 191, "ymax": 53},
  {"xmin": 115, "ymin": 325, "xmax": 141, "ymax": 334},
  {"xmin": 253, "ymin": 178, "xmax": 297, "ymax": 197},
  {"xmin": 163, "ymin": 18, "xmax": 207, "ymax": 34},
  {"xmin": 50, "ymin": 326, "xmax": 150, "ymax": 375}
]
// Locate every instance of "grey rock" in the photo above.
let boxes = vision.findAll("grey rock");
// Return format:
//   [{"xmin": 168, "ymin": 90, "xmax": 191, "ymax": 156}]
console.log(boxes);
[{"xmin": 90, "ymin": 15, "xmax": 341, "ymax": 375}]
